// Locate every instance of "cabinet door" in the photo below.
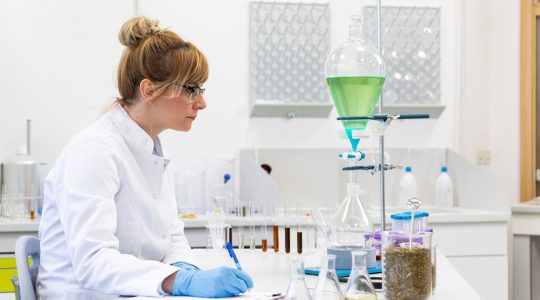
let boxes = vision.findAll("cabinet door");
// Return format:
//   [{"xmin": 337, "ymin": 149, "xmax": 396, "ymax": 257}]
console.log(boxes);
[{"xmin": 448, "ymin": 256, "xmax": 508, "ymax": 300}]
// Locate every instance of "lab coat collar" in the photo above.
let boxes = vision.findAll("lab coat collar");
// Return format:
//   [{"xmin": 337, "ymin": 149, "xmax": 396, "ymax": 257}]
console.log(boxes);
[{"xmin": 107, "ymin": 105, "xmax": 162, "ymax": 157}]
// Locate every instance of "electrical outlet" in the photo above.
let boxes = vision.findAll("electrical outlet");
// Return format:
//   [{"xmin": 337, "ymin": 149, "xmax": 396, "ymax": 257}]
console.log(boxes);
[{"xmin": 476, "ymin": 150, "xmax": 492, "ymax": 165}]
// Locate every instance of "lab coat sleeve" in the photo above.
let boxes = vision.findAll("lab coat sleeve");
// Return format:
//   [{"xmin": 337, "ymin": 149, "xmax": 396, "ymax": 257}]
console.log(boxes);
[
  {"xmin": 162, "ymin": 169, "xmax": 199, "ymax": 266},
  {"xmin": 55, "ymin": 137, "xmax": 178, "ymax": 297},
  {"xmin": 162, "ymin": 218, "xmax": 199, "ymax": 267}
]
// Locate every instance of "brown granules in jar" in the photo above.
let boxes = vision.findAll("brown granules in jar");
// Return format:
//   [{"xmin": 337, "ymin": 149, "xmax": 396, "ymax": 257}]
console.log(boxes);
[{"xmin": 384, "ymin": 247, "xmax": 432, "ymax": 300}]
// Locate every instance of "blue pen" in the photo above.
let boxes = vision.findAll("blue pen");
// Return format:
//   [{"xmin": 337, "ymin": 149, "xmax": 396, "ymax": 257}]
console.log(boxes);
[{"xmin": 226, "ymin": 242, "xmax": 243, "ymax": 270}]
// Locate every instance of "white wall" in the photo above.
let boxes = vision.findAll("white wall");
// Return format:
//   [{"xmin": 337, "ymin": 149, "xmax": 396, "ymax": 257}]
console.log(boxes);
[
  {"xmin": 0, "ymin": 0, "xmax": 133, "ymax": 167},
  {"xmin": 458, "ymin": 0, "xmax": 520, "ymax": 205},
  {"xmin": 0, "ymin": 0, "xmax": 521, "ymax": 206}
]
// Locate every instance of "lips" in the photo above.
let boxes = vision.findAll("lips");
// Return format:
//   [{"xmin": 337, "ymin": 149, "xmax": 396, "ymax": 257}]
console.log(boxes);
[{"xmin": 187, "ymin": 116, "xmax": 197, "ymax": 120}]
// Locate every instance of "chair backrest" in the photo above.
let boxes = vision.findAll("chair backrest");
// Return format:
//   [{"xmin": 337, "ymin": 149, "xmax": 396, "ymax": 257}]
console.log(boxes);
[{"xmin": 15, "ymin": 236, "xmax": 40, "ymax": 300}]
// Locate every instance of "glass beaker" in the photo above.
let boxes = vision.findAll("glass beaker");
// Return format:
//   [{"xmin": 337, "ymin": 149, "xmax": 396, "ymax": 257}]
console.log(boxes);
[
  {"xmin": 325, "ymin": 15, "xmax": 386, "ymax": 152},
  {"xmin": 344, "ymin": 251, "xmax": 377, "ymax": 300},
  {"xmin": 314, "ymin": 254, "xmax": 343, "ymax": 300},
  {"xmin": 284, "ymin": 256, "xmax": 313, "ymax": 300},
  {"xmin": 382, "ymin": 231, "xmax": 432, "ymax": 300},
  {"xmin": 331, "ymin": 183, "xmax": 374, "ymax": 248},
  {"xmin": 175, "ymin": 170, "xmax": 205, "ymax": 216},
  {"xmin": 431, "ymin": 243, "xmax": 437, "ymax": 292}
]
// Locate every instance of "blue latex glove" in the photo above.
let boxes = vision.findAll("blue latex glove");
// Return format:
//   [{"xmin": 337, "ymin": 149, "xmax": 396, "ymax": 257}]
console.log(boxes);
[
  {"xmin": 172, "ymin": 267, "xmax": 254, "ymax": 298},
  {"xmin": 171, "ymin": 261, "xmax": 199, "ymax": 271}
]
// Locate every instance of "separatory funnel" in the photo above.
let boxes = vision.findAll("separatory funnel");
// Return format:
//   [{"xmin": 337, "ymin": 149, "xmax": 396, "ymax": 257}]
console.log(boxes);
[{"xmin": 325, "ymin": 15, "xmax": 386, "ymax": 152}]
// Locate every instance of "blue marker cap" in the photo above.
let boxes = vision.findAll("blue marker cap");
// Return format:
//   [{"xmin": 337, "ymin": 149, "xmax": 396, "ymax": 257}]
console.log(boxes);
[
  {"xmin": 441, "ymin": 166, "xmax": 447, "ymax": 172},
  {"xmin": 224, "ymin": 174, "xmax": 231, "ymax": 184},
  {"xmin": 405, "ymin": 166, "xmax": 412, "ymax": 172}
]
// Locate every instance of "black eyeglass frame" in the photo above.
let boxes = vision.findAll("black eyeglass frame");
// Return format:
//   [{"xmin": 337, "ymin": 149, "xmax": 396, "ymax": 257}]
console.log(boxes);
[{"xmin": 182, "ymin": 85, "xmax": 205, "ymax": 103}]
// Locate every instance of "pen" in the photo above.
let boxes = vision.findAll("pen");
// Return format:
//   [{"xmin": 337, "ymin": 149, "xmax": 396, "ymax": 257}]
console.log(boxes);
[
  {"xmin": 226, "ymin": 242, "xmax": 243, "ymax": 270},
  {"xmin": 226, "ymin": 242, "xmax": 252, "ymax": 294}
]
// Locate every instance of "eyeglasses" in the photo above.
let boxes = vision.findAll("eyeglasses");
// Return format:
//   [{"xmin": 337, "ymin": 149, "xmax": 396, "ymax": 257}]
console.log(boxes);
[{"xmin": 183, "ymin": 85, "xmax": 205, "ymax": 104}]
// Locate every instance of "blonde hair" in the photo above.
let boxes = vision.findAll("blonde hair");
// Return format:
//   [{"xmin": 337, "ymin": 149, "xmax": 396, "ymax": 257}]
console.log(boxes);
[{"xmin": 116, "ymin": 16, "xmax": 208, "ymax": 105}]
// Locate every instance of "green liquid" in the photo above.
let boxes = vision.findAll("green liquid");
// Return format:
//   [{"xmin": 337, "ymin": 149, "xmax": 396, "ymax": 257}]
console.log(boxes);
[{"xmin": 326, "ymin": 76, "xmax": 385, "ymax": 151}]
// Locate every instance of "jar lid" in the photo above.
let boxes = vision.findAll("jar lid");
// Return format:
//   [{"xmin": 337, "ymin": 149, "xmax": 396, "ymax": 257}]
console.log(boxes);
[{"xmin": 390, "ymin": 211, "xmax": 429, "ymax": 220}]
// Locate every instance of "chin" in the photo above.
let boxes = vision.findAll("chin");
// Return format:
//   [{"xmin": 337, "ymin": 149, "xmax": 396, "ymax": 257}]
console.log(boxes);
[{"xmin": 175, "ymin": 123, "xmax": 192, "ymax": 132}]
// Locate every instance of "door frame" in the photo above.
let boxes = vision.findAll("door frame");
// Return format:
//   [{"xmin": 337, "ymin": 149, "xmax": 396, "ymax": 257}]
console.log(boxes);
[{"xmin": 521, "ymin": 0, "xmax": 539, "ymax": 202}]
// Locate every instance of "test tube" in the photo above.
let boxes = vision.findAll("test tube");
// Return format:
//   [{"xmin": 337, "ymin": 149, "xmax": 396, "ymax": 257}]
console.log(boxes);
[
  {"xmin": 297, "ymin": 231, "xmax": 303, "ymax": 254},
  {"xmin": 227, "ymin": 226, "xmax": 233, "ymax": 245},
  {"xmin": 273, "ymin": 225, "xmax": 279, "ymax": 252},
  {"xmin": 238, "ymin": 226, "xmax": 245, "ymax": 249},
  {"xmin": 249, "ymin": 225, "xmax": 256, "ymax": 250},
  {"xmin": 296, "ymin": 199, "xmax": 303, "ymax": 254},
  {"xmin": 261, "ymin": 222, "xmax": 268, "ymax": 252},
  {"xmin": 285, "ymin": 226, "xmax": 291, "ymax": 253},
  {"xmin": 262, "ymin": 239, "xmax": 268, "ymax": 252}
]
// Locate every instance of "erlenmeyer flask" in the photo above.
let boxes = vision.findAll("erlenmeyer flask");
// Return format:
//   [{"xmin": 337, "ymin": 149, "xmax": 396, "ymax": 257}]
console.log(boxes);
[
  {"xmin": 314, "ymin": 254, "xmax": 344, "ymax": 300},
  {"xmin": 284, "ymin": 256, "xmax": 313, "ymax": 300},
  {"xmin": 331, "ymin": 183, "xmax": 374, "ymax": 247},
  {"xmin": 325, "ymin": 15, "xmax": 386, "ymax": 152},
  {"xmin": 344, "ymin": 251, "xmax": 377, "ymax": 300}
]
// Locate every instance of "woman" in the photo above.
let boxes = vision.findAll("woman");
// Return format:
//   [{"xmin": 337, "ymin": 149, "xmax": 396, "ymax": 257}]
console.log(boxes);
[{"xmin": 37, "ymin": 16, "xmax": 253, "ymax": 299}]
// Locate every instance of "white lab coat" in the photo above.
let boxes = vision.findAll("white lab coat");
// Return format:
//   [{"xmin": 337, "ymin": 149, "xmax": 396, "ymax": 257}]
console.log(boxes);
[{"xmin": 37, "ymin": 106, "xmax": 197, "ymax": 299}]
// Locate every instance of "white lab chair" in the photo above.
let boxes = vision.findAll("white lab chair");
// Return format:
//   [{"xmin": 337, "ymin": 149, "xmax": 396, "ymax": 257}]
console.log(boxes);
[{"xmin": 13, "ymin": 236, "xmax": 40, "ymax": 300}]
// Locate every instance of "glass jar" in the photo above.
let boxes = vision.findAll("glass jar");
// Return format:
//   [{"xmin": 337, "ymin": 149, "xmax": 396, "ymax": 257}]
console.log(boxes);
[{"xmin": 382, "ymin": 231, "xmax": 432, "ymax": 300}]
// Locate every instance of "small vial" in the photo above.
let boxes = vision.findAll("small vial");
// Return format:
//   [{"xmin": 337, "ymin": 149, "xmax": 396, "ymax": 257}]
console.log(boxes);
[
  {"xmin": 262, "ymin": 239, "xmax": 268, "ymax": 252},
  {"xmin": 285, "ymin": 227, "xmax": 291, "ymax": 253},
  {"xmin": 239, "ymin": 233, "xmax": 244, "ymax": 248},
  {"xmin": 250, "ymin": 236, "xmax": 255, "ymax": 250},
  {"xmin": 273, "ymin": 225, "xmax": 279, "ymax": 252},
  {"xmin": 297, "ymin": 231, "xmax": 303, "ymax": 254},
  {"xmin": 227, "ymin": 226, "xmax": 233, "ymax": 244}
]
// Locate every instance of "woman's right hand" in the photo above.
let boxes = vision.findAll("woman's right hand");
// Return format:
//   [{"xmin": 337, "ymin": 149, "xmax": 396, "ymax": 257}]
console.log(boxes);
[{"xmin": 171, "ymin": 267, "xmax": 254, "ymax": 297}]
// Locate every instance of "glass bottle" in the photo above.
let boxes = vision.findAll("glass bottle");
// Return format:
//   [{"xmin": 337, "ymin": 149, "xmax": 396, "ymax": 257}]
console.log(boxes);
[
  {"xmin": 344, "ymin": 251, "xmax": 377, "ymax": 300},
  {"xmin": 284, "ymin": 256, "xmax": 313, "ymax": 300},
  {"xmin": 324, "ymin": 15, "xmax": 386, "ymax": 152},
  {"xmin": 314, "ymin": 254, "xmax": 344, "ymax": 300},
  {"xmin": 331, "ymin": 183, "xmax": 374, "ymax": 247}
]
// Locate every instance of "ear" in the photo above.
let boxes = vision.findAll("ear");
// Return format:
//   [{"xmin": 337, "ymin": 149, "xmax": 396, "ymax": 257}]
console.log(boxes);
[{"xmin": 139, "ymin": 79, "xmax": 155, "ymax": 101}]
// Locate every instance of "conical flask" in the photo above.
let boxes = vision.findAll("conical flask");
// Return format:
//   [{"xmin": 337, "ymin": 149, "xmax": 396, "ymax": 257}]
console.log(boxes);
[
  {"xmin": 331, "ymin": 183, "xmax": 374, "ymax": 247},
  {"xmin": 284, "ymin": 256, "xmax": 313, "ymax": 300},
  {"xmin": 344, "ymin": 251, "xmax": 377, "ymax": 300},
  {"xmin": 314, "ymin": 254, "xmax": 344, "ymax": 300},
  {"xmin": 324, "ymin": 15, "xmax": 386, "ymax": 152}
]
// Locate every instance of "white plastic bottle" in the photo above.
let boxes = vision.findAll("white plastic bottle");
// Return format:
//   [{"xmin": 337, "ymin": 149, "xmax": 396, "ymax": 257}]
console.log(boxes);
[
  {"xmin": 398, "ymin": 166, "xmax": 417, "ymax": 208},
  {"xmin": 435, "ymin": 166, "xmax": 454, "ymax": 208}
]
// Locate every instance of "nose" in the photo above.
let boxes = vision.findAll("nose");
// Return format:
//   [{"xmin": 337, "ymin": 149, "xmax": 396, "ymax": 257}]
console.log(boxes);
[{"xmin": 194, "ymin": 95, "xmax": 207, "ymax": 110}]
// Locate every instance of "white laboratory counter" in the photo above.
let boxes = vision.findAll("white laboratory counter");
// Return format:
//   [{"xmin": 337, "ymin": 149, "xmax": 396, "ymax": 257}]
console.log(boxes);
[
  {"xmin": 0, "ymin": 207, "xmax": 509, "ymax": 299},
  {"xmin": 117, "ymin": 248, "xmax": 480, "ymax": 300},
  {"xmin": 0, "ymin": 248, "xmax": 480, "ymax": 300}
]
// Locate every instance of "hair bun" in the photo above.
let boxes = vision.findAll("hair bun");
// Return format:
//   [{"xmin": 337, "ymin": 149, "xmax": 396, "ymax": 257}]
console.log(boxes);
[{"xmin": 119, "ymin": 16, "xmax": 161, "ymax": 47}]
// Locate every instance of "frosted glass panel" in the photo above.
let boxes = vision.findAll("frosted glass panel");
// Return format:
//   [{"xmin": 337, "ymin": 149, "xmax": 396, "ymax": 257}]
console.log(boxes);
[
  {"xmin": 249, "ymin": 2, "xmax": 330, "ymax": 106},
  {"xmin": 364, "ymin": 6, "xmax": 441, "ymax": 105}
]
